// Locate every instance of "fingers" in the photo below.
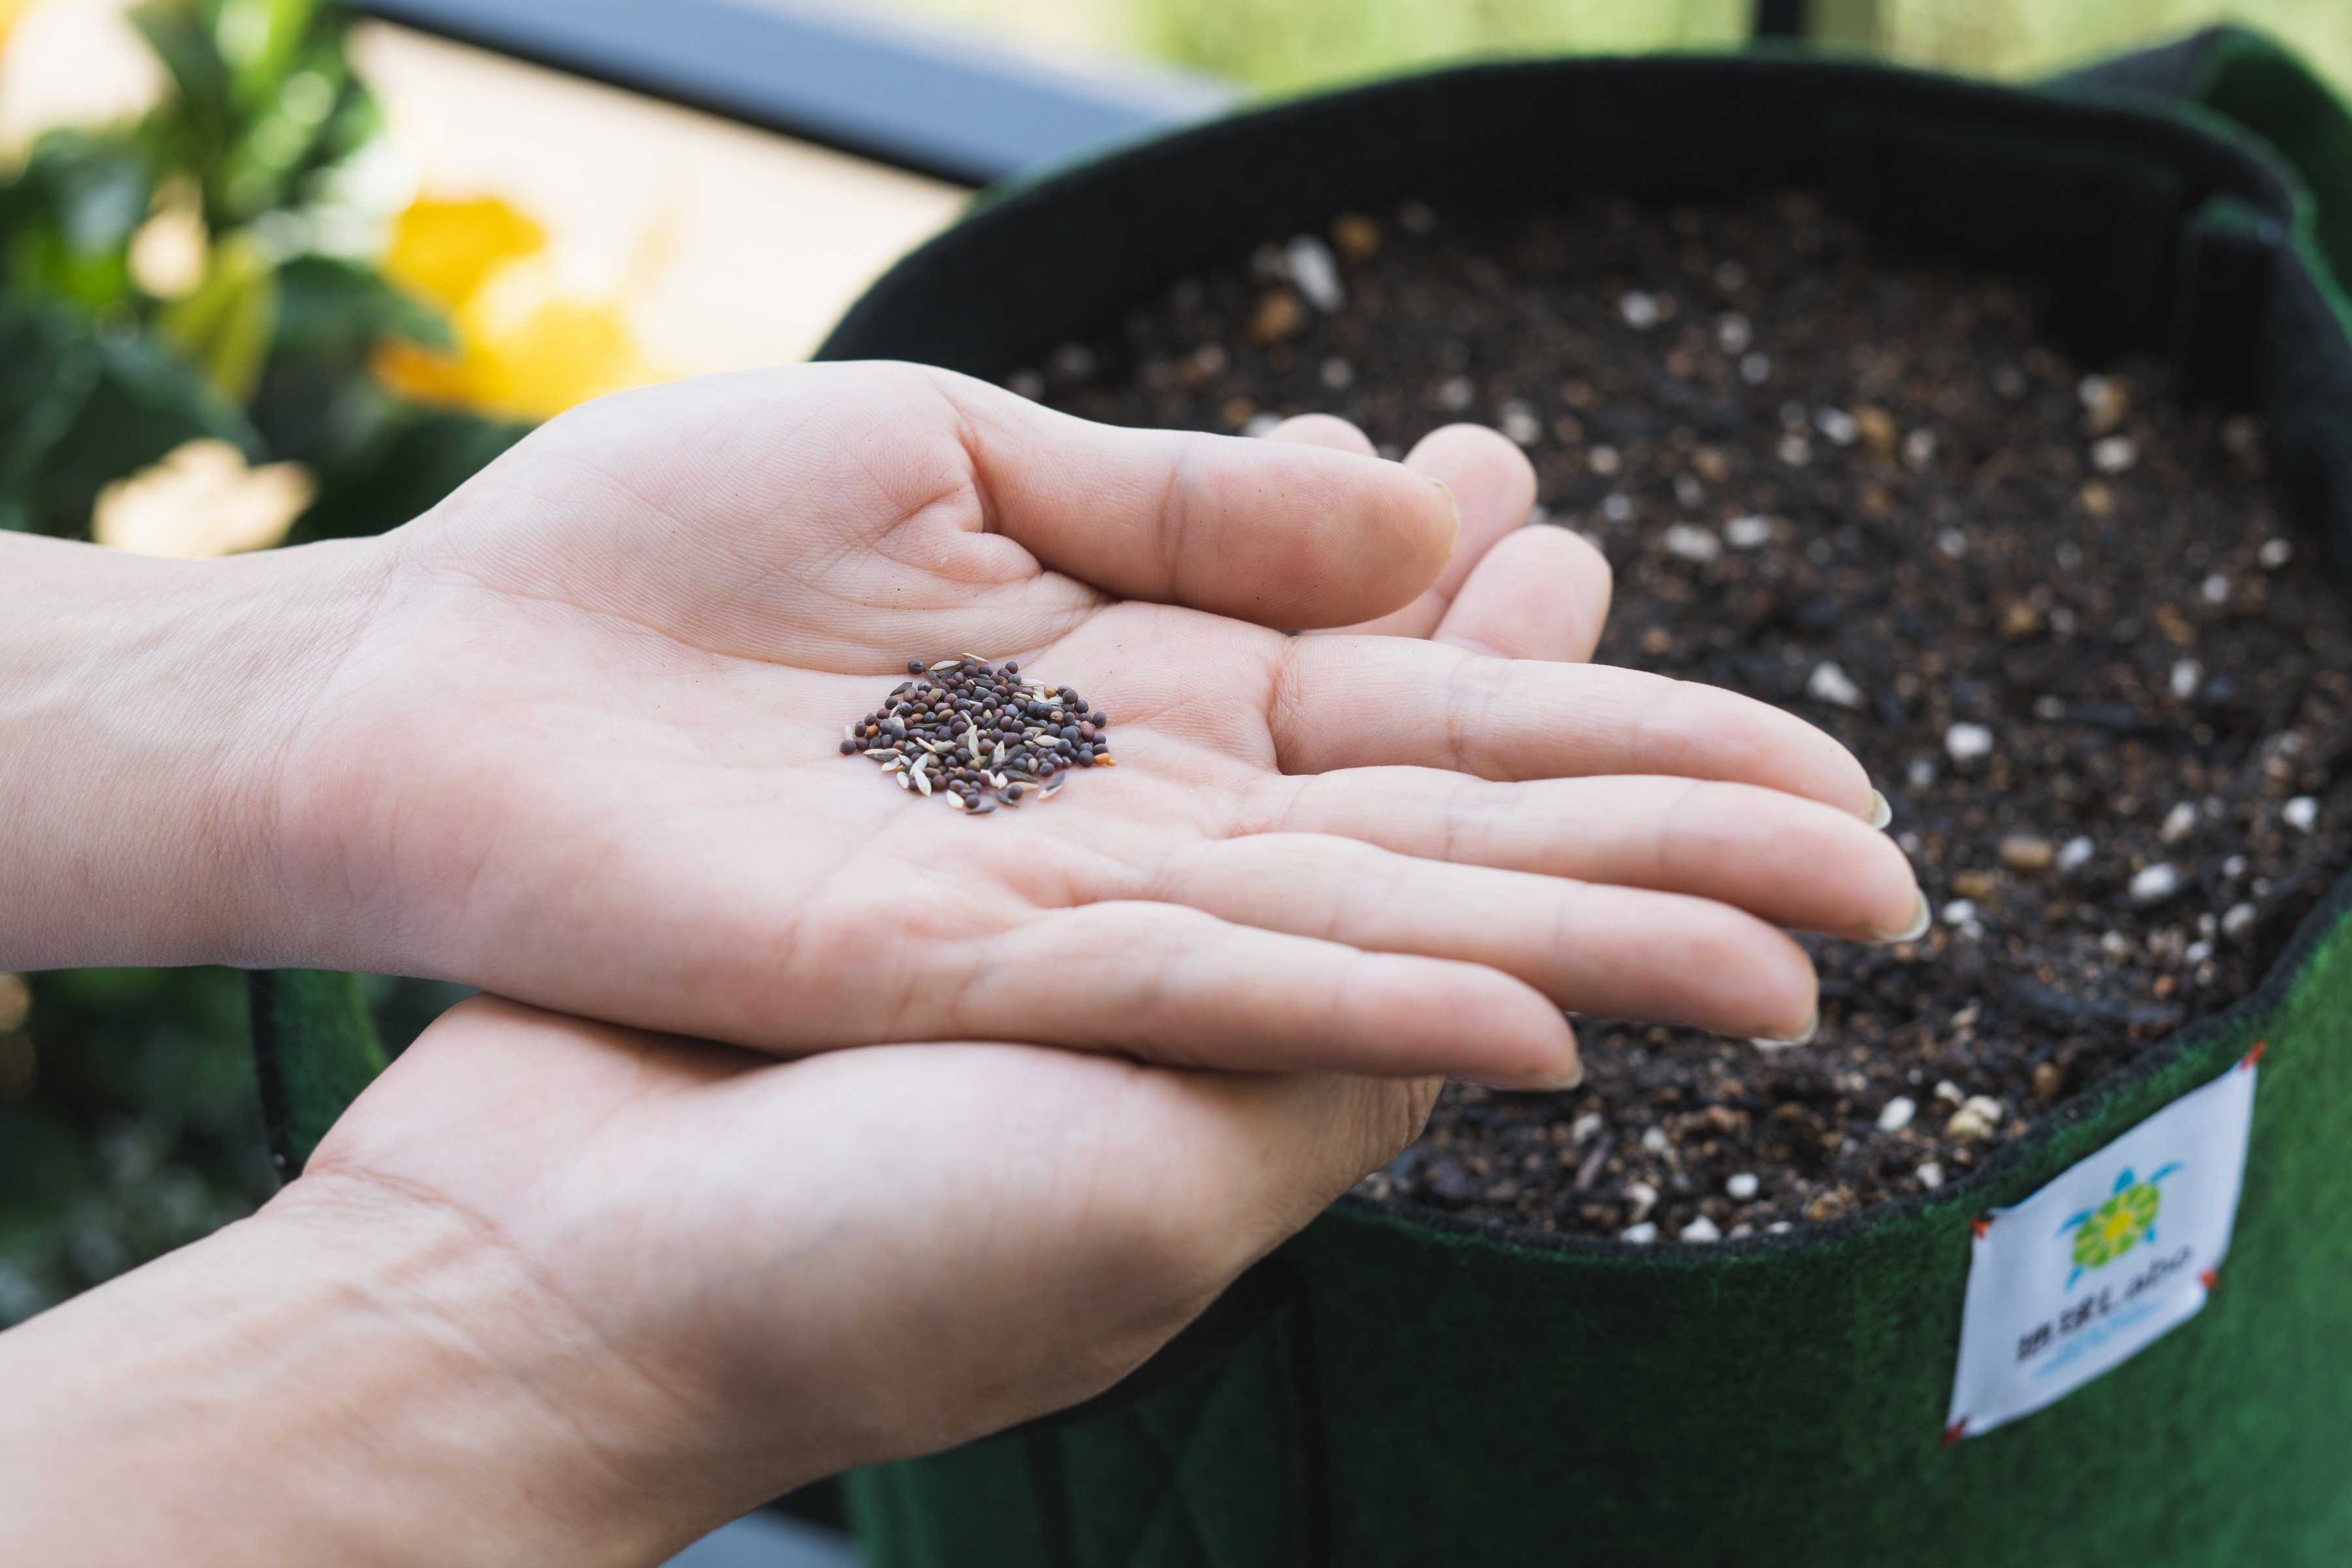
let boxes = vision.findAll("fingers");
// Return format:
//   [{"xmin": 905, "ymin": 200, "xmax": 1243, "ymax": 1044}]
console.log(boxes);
[
  {"xmin": 1247, "ymin": 770, "xmax": 1927, "ymax": 943},
  {"xmin": 1435, "ymin": 523, "xmax": 1612, "ymax": 661},
  {"xmin": 1271, "ymin": 636, "xmax": 1880, "ymax": 817},
  {"xmin": 1157, "ymin": 834, "xmax": 1820, "ymax": 1043},
  {"xmin": 953, "ymin": 901, "xmax": 1578, "ymax": 1088},
  {"xmin": 937, "ymin": 372, "xmax": 1456, "ymax": 629},
  {"xmin": 1316, "ymin": 423, "xmax": 1539, "ymax": 638},
  {"xmin": 1260, "ymin": 414, "xmax": 1376, "ymax": 456}
]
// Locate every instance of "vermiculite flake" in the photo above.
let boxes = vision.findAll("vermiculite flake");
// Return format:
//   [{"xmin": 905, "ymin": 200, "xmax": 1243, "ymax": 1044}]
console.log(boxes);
[{"xmin": 840, "ymin": 655, "xmax": 1113, "ymax": 812}]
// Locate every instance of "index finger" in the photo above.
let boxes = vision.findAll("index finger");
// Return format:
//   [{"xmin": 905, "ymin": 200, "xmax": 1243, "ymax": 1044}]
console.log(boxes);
[{"xmin": 1270, "ymin": 636, "xmax": 1881, "ymax": 817}]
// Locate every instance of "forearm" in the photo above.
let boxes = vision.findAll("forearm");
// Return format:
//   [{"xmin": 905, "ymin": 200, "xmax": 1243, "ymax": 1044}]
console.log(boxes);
[
  {"xmin": 0, "ymin": 532, "xmax": 386, "ymax": 971},
  {"xmin": 0, "ymin": 1177, "xmax": 727, "ymax": 1568}
]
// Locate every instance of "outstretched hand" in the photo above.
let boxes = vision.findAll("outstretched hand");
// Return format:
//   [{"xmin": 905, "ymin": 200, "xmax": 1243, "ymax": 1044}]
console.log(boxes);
[{"xmin": 250, "ymin": 363, "xmax": 1919, "ymax": 1083}]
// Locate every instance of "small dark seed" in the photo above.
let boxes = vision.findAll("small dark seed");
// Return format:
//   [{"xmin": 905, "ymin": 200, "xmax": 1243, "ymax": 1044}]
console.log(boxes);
[
  {"xmin": 1004, "ymin": 661, "xmax": 1018, "ymax": 674},
  {"xmin": 907, "ymin": 659, "xmax": 924, "ymax": 674},
  {"xmin": 840, "ymin": 739, "xmax": 857, "ymax": 755}
]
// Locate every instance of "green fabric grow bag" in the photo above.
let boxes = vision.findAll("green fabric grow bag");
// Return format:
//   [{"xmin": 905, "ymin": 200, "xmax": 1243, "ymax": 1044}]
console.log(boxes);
[
  {"xmin": 248, "ymin": 26, "xmax": 2352, "ymax": 1566},
  {"xmin": 810, "ymin": 29, "xmax": 2352, "ymax": 1568}
]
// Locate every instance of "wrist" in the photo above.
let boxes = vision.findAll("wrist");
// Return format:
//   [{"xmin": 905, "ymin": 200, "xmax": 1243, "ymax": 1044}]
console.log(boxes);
[
  {"xmin": 0, "ymin": 533, "xmax": 390, "ymax": 970},
  {"xmin": 0, "ymin": 1171, "xmax": 720, "ymax": 1568}
]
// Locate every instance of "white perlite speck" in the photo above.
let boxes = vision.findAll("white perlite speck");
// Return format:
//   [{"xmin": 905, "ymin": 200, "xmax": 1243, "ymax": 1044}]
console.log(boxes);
[
  {"xmin": 1878, "ymin": 1096, "xmax": 1918, "ymax": 1134},
  {"xmin": 2201, "ymin": 573, "xmax": 2232, "ymax": 604},
  {"xmin": 2058, "ymin": 836, "xmax": 2095, "ymax": 873},
  {"xmin": 1816, "ymin": 406, "xmax": 1860, "ymax": 446},
  {"xmin": 2130, "ymin": 863, "xmax": 2182, "ymax": 905},
  {"xmin": 1664, "ymin": 523, "xmax": 1722, "ymax": 563},
  {"xmin": 1942, "ymin": 899, "xmax": 1978, "ymax": 926},
  {"xmin": 1626, "ymin": 1181, "xmax": 1659, "ymax": 1219},
  {"xmin": 1716, "ymin": 313, "xmax": 1752, "ymax": 353},
  {"xmin": 1680, "ymin": 1217, "xmax": 1723, "ymax": 1243},
  {"xmin": 1740, "ymin": 351, "xmax": 1771, "ymax": 384},
  {"xmin": 1620, "ymin": 1222, "xmax": 1659, "ymax": 1245},
  {"xmin": 1242, "ymin": 412, "xmax": 1282, "ymax": 438},
  {"xmin": 2091, "ymin": 434, "xmax": 2138, "ymax": 473},
  {"xmin": 1601, "ymin": 493, "xmax": 1635, "ymax": 523},
  {"xmin": 2222, "ymin": 902, "xmax": 2257, "ymax": 939},
  {"xmin": 1726, "ymin": 1173, "xmax": 1759, "ymax": 1201},
  {"xmin": 1946, "ymin": 723, "xmax": 1994, "ymax": 764},
  {"xmin": 1724, "ymin": 514, "xmax": 1773, "ymax": 548},
  {"xmin": 2259, "ymin": 538, "xmax": 2293, "ymax": 569},
  {"xmin": 2170, "ymin": 659, "xmax": 2203, "ymax": 700},
  {"xmin": 2285, "ymin": 796, "xmax": 2319, "ymax": 832},
  {"xmin": 1499, "ymin": 400, "xmax": 1541, "ymax": 447},
  {"xmin": 1640, "ymin": 1126, "xmax": 1671, "ymax": 1156},
  {"xmin": 1807, "ymin": 661, "xmax": 1863, "ymax": 709},
  {"xmin": 1437, "ymin": 375, "xmax": 1475, "ymax": 412},
  {"xmin": 1916, "ymin": 1162, "xmax": 1945, "ymax": 1190},
  {"xmin": 2160, "ymin": 802, "xmax": 2198, "ymax": 844},
  {"xmin": 1618, "ymin": 291, "xmax": 1661, "ymax": 329},
  {"xmin": 1282, "ymin": 235, "xmax": 1345, "ymax": 312}
]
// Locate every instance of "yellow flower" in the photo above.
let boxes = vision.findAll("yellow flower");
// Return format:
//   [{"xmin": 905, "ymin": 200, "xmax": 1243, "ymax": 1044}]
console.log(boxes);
[
  {"xmin": 93, "ymin": 439, "xmax": 314, "ymax": 558},
  {"xmin": 372, "ymin": 193, "xmax": 655, "ymax": 421},
  {"xmin": 380, "ymin": 195, "xmax": 547, "ymax": 312}
]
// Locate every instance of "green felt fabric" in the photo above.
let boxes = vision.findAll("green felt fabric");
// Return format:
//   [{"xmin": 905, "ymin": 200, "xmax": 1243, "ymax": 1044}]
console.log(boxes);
[
  {"xmin": 828, "ymin": 36, "xmax": 2352, "ymax": 1568},
  {"xmin": 245, "ymin": 968, "xmax": 385, "ymax": 1177}
]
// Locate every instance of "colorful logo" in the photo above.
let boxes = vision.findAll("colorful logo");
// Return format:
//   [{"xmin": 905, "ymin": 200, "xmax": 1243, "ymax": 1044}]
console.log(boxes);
[{"xmin": 2059, "ymin": 1164, "xmax": 2180, "ymax": 1288}]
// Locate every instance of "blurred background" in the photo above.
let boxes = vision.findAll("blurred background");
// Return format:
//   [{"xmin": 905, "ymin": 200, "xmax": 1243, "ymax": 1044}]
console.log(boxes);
[{"xmin": 1, "ymin": 0, "xmax": 2347, "ymax": 1560}]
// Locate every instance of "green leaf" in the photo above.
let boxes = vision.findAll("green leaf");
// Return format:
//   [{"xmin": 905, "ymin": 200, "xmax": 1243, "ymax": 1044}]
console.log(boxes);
[{"xmin": 157, "ymin": 228, "xmax": 278, "ymax": 402}]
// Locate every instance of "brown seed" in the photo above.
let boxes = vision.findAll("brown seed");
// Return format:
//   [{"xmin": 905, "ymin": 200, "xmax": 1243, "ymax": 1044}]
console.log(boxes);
[
  {"xmin": 1950, "ymin": 869, "xmax": 1998, "ymax": 902},
  {"xmin": 2000, "ymin": 834, "xmax": 2057, "ymax": 874},
  {"xmin": 2033, "ymin": 1061, "xmax": 2066, "ymax": 1100}
]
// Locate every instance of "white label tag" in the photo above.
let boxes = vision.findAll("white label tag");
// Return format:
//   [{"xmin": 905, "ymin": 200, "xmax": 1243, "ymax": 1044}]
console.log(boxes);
[{"xmin": 1945, "ymin": 1052, "xmax": 2259, "ymax": 1440}]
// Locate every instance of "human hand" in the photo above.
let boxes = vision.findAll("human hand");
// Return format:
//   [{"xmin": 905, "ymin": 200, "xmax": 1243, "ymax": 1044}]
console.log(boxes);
[
  {"xmin": 5, "ymin": 363, "xmax": 1923, "ymax": 1079},
  {"xmin": 0, "ymin": 994, "xmax": 1438, "ymax": 1567}
]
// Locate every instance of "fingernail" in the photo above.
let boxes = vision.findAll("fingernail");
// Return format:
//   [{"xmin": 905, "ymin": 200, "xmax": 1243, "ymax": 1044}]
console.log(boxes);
[
  {"xmin": 1868, "ymin": 789, "xmax": 1893, "ymax": 830},
  {"xmin": 1526, "ymin": 1057, "xmax": 1585, "ymax": 1092},
  {"xmin": 1424, "ymin": 473, "xmax": 1462, "ymax": 541},
  {"xmin": 1750, "ymin": 1007, "xmax": 1818, "ymax": 1053},
  {"xmin": 1869, "ymin": 890, "xmax": 1932, "ymax": 944}
]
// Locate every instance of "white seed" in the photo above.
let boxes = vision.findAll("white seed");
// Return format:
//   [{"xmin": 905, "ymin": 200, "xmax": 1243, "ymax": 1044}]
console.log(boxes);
[
  {"xmin": 1916, "ymin": 1162, "xmax": 1945, "ymax": 1190},
  {"xmin": 2058, "ymin": 836, "xmax": 2095, "ymax": 873},
  {"xmin": 1945, "ymin": 723, "xmax": 1993, "ymax": 764},
  {"xmin": 928, "ymin": 659, "xmax": 962, "ymax": 671},
  {"xmin": 1877, "ymin": 1096, "xmax": 1918, "ymax": 1134},
  {"xmin": 2130, "ymin": 862, "xmax": 2181, "ymax": 905},
  {"xmin": 1620, "ymin": 1221, "xmax": 1659, "ymax": 1245},
  {"xmin": 2285, "ymin": 796, "xmax": 2319, "ymax": 832},
  {"xmin": 1680, "ymin": 1216, "xmax": 1723, "ymax": 1243},
  {"xmin": 1618, "ymin": 291, "xmax": 1661, "ymax": 329},
  {"xmin": 913, "ymin": 768, "xmax": 932, "ymax": 798},
  {"xmin": 2170, "ymin": 659, "xmax": 2202, "ymax": 700},
  {"xmin": 1724, "ymin": 514, "xmax": 1773, "ymax": 548},
  {"xmin": 2223, "ymin": 902, "xmax": 2257, "ymax": 939},
  {"xmin": 1816, "ymin": 407, "xmax": 1859, "ymax": 446},
  {"xmin": 991, "ymin": 742, "xmax": 1007, "ymax": 766},
  {"xmin": 843, "ymin": 723, "xmax": 856, "ymax": 742},
  {"xmin": 2160, "ymin": 802, "xmax": 2198, "ymax": 844},
  {"xmin": 2259, "ymin": 537, "xmax": 2293, "ymax": 569},
  {"xmin": 1283, "ymin": 234, "xmax": 1344, "ymax": 312},
  {"xmin": 1664, "ymin": 523, "xmax": 1722, "ymax": 563},
  {"xmin": 945, "ymin": 792, "xmax": 966, "ymax": 811},
  {"xmin": 1725, "ymin": 1172, "xmax": 1759, "ymax": 1200},
  {"xmin": 2090, "ymin": 434, "xmax": 2138, "ymax": 473},
  {"xmin": 895, "ymin": 770, "xmax": 912, "ymax": 791},
  {"xmin": 1807, "ymin": 661, "xmax": 1863, "ymax": 710},
  {"xmin": 1626, "ymin": 1181, "xmax": 1659, "ymax": 1218}
]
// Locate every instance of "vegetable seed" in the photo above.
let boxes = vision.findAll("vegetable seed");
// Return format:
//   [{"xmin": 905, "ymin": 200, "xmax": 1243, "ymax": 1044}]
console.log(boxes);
[{"xmin": 841, "ymin": 655, "xmax": 1112, "ymax": 811}]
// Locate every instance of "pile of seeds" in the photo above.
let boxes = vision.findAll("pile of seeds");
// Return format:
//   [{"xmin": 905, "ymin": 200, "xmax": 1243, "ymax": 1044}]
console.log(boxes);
[
  {"xmin": 842, "ymin": 655, "xmax": 1112, "ymax": 811},
  {"xmin": 1015, "ymin": 192, "xmax": 2352, "ymax": 1242}
]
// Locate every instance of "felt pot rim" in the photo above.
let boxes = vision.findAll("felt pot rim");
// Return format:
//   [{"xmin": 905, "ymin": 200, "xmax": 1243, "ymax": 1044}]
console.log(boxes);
[{"xmin": 820, "ymin": 41, "xmax": 2351, "ymax": 1263}]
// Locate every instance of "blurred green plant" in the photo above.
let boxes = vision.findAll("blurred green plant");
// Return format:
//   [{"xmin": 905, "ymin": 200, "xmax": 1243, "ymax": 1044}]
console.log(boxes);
[{"xmin": 0, "ymin": 0, "xmax": 517, "ymax": 1324}]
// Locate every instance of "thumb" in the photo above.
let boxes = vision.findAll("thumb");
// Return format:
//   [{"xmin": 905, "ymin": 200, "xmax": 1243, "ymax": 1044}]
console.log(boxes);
[{"xmin": 934, "ymin": 368, "xmax": 1460, "ymax": 628}]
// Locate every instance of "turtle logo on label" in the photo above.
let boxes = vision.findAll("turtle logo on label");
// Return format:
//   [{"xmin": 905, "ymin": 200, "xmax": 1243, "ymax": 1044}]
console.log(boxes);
[
  {"xmin": 1944, "ymin": 1049, "xmax": 2259, "ymax": 1440},
  {"xmin": 2060, "ymin": 1164, "xmax": 2179, "ymax": 1288}
]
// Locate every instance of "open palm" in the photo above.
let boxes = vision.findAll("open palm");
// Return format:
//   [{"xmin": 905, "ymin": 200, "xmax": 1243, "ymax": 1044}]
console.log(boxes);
[{"xmin": 266, "ymin": 362, "xmax": 1922, "ymax": 1085}]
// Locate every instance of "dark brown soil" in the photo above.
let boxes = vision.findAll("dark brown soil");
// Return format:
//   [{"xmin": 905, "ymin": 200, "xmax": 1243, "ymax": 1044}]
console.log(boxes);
[{"xmin": 1021, "ymin": 193, "xmax": 2352, "ymax": 1243}]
